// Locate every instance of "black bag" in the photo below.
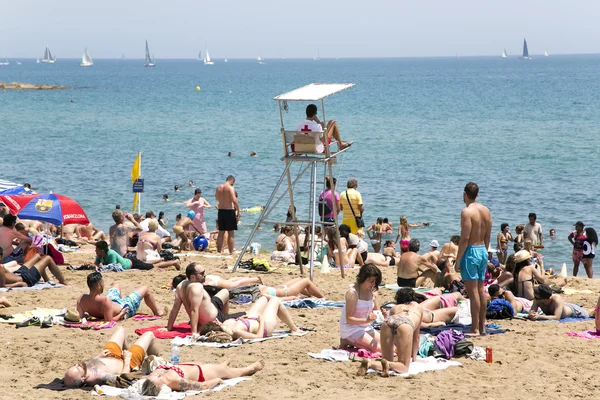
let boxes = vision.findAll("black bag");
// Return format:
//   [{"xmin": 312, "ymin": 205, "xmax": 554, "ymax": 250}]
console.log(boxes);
[
  {"xmin": 345, "ymin": 191, "xmax": 364, "ymax": 228},
  {"xmin": 453, "ymin": 339, "xmax": 474, "ymax": 357},
  {"xmin": 318, "ymin": 194, "xmax": 332, "ymax": 217}
]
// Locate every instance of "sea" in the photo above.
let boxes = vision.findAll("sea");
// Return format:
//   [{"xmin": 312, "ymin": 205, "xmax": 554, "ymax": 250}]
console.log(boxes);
[{"xmin": 1, "ymin": 55, "xmax": 599, "ymax": 273}]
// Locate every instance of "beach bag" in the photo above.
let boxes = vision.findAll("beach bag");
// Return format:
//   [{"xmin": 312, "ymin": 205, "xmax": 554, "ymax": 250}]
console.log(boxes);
[
  {"xmin": 345, "ymin": 192, "xmax": 364, "ymax": 228},
  {"xmin": 453, "ymin": 340, "xmax": 474, "ymax": 357},
  {"xmin": 318, "ymin": 193, "xmax": 332, "ymax": 217},
  {"xmin": 486, "ymin": 299, "xmax": 514, "ymax": 320}
]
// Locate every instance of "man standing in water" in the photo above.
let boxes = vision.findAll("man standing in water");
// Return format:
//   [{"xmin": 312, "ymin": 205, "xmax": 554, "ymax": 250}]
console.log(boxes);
[
  {"xmin": 215, "ymin": 175, "xmax": 239, "ymax": 254},
  {"xmin": 455, "ymin": 182, "xmax": 492, "ymax": 336}
]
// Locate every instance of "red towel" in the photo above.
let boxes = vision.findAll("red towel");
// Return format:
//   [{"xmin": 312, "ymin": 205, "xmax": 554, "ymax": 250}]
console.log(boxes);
[{"xmin": 135, "ymin": 322, "xmax": 192, "ymax": 339}]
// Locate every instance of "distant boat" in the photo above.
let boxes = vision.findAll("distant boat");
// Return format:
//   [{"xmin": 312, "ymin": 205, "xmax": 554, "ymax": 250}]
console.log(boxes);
[
  {"xmin": 544, "ymin": 49, "xmax": 549, "ymax": 57},
  {"xmin": 80, "ymin": 48, "xmax": 93, "ymax": 67},
  {"xmin": 144, "ymin": 40, "xmax": 155, "ymax": 67},
  {"xmin": 224, "ymin": 57, "xmax": 228, "ymax": 63},
  {"xmin": 314, "ymin": 48, "xmax": 320, "ymax": 61},
  {"xmin": 36, "ymin": 57, "xmax": 40, "ymax": 64},
  {"xmin": 197, "ymin": 51, "xmax": 202, "ymax": 61},
  {"xmin": 0, "ymin": 60, "xmax": 9, "ymax": 66},
  {"xmin": 16, "ymin": 61, "xmax": 21, "ymax": 65},
  {"xmin": 204, "ymin": 49, "xmax": 214, "ymax": 65},
  {"xmin": 502, "ymin": 48, "xmax": 508, "ymax": 58},
  {"xmin": 257, "ymin": 56, "xmax": 263, "ymax": 64},
  {"xmin": 42, "ymin": 46, "xmax": 56, "ymax": 63},
  {"xmin": 520, "ymin": 38, "xmax": 531, "ymax": 60}
]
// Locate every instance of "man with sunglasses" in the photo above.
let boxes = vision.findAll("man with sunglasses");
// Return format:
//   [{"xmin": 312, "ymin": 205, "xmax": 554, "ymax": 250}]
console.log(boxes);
[
  {"xmin": 527, "ymin": 284, "xmax": 593, "ymax": 321},
  {"xmin": 166, "ymin": 262, "xmax": 244, "ymax": 335}
]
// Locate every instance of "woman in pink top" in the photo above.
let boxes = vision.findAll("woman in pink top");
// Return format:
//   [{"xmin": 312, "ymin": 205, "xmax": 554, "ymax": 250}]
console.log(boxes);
[{"xmin": 186, "ymin": 189, "xmax": 211, "ymax": 234}]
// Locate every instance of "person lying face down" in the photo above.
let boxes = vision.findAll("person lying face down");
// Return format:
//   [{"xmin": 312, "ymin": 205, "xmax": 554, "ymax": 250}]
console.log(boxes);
[{"xmin": 527, "ymin": 284, "xmax": 595, "ymax": 321}]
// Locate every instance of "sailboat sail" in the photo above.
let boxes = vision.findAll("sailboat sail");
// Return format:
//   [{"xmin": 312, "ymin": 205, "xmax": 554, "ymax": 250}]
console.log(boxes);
[
  {"xmin": 80, "ymin": 48, "xmax": 93, "ymax": 66},
  {"xmin": 204, "ymin": 49, "xmax": 214, "ymax": 65},
  {"xmin": 198, "ymin": 51, "xmax": 202, "ymax": 60},
  {"xmin": 544, "ymin": 49, "xmax": 549, "ymax": 57},
  {"xmin": 502, "ymin": 48, "xmax": 508, "ymax": 58},
  {"xmin": 522, "ymin": 39, "xmax": 530, "ymax": 59},
  {"xmin": 42, "ymin": 46, "xmax": 56, "ymax": 63},
  {"xmin": 145, "ymin": 41, "xmax": 155, "ymax": 67}
]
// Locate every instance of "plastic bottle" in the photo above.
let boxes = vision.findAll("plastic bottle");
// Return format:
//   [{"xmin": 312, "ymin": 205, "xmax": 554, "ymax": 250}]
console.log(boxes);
[
  {"xmin": 94, "ymin": 385, "xmax": 104, "ymax": 395},
  {"xmin": 170, "ymin": 343, "xmax": 180, "ymax": 365}
]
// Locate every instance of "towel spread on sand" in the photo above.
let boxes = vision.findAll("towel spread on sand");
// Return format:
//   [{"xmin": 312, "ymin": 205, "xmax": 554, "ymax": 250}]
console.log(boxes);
[
  {"xmin": 92, "ymin": 377, "xmax": 251, "ymax": 399},
  {"xmin": 0, "ymin": 307, "xmax": 66, "ymax": 324},
  {"xmin": 133, "ymin": 314, "xmax": 161, "ymax": 321},
  {"xmin": 282, "ymin": 299, "xmax": 345, "ymax": 308},
  {"xmin": 565, "ymin": 330, "xmax": 600, "ymax": 339},
  {"xmin": 135, "ymin": 323, "xmax": 192, "ymax": 339},
  {"xmin": 516, "ymin": 313, "xmax": 594, "ymax": 323},
  {"xmin": 0, "ymin": 282, "xmax": 65, "ymax": 292},
  {"xmin": 172, "ymin": 329, "xmax": 309, "ymax": 348},
  {"xmin": 366, "ymin": 356, "xmax": 461, "ymax": 377},
  {"xmin": 420, "ymin": 323, "xmax": 509, "ymax": 336},
  {"xmin": 308, "ymin": 348, "xmax": 382, "ymax": 361}
]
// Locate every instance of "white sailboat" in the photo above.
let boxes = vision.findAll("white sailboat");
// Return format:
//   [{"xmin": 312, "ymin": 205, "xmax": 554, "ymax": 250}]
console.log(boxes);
[
  {"xmin": 36, "ymin": 57, "xmax": 40, "ymax": 64},
  {"xmin": 502, "ymin": 48, "xmax": 508, "ymax": 58},
  {"xmin": 16, "ymin": 61, "xmax": 21, "ymax": 65},
  {"xmin": 224, "ymin": 57, "xmax": 228, "ymax": 63},
  {"xmin": 0, "ymin": 60, "xmax": 9, "ymax": 66},
  {"xmin": 42, "ymin": 46, "xmax": 56, "ymax": 63},
  {"xmin": 544, "ymin": 49, "xmax": 549, "ymax": 57},
  {"xmin": 520, "ymin": 38, "xmax": 531, "ymax": 60},
  {"xmin": 204, "ymin": 49, "xmax": 214, "ymax": 65},
  {"xmin": 80, "ymin": 48, "xmax": 93, "ymax": 67},
  {"xmin": 257, "ymin": 56, "xmax": 263, "ymax": 64},
  {"xmin": 144, "ymin": 40, "xmax": 155, "ymax": 67},
  {"xmin": 314, "ymin": 48, "xmax": 320, "ymax": 61}
]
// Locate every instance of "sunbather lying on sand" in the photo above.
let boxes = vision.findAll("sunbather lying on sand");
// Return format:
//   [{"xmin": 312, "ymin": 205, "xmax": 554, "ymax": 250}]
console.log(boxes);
[
  {"xmin": 527, "ymin": 284, "xmax": 595, "ymax": 321},
  {"xmin": 77, "ymin": 272, "xmax": 166, "ymax": 321},
  {"xmin": 140, "ymin": 359, "xmax": 264, "ymax": 395},
  {"xmin": 63, "ymin": 327, "xmax": 158, "ymax": 388},
  {"xmin": 258, "ymin": 277, "xmax": 324, "ymax": 300},
  {"xmin": 0, "ymin": 251, "xmax": 65, "ymax": 287},
  {"xmin": 488, "ymin": 284, "xmax": 532, "ymax": 315}
]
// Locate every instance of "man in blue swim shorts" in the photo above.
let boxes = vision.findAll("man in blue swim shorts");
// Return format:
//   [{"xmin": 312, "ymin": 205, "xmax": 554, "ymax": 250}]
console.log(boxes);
[
  {"xmin": 77, "ymin": 272, "xmax": 166, "ymax": 321},
  {"xmin": 455, "ymin": 182, "xmax": 492, "ymax": 337}
]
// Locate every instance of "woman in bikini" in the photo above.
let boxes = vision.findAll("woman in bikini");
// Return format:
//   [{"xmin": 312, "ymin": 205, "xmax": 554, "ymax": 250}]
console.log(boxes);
[
  {"xmin": 258, "ymin": 277, "xmax": 325, "ymax": 300},
  {"xmin": 366, "ymin": 218, "xmax": 384, "ymax": 253},
  {"xmin": 135, "ymin": 220, "xmax": 181, "ymax": 269},
  {"xmin": 514, "ymin": 224, "xmax": 525, "ymax": 252},
  {"xmin": 339, "ymin": 264, "xmax": 382, "ymax": 352},
  {"xmin": 141, "ymin": 359, "xmax": 264, "ymax": 395},
  {"xmin": 358, "ymin": 288, "xmax": 423, "ymax": 376},
  {"xmin": 395, "ymin": 216, "xmax": 428, "ymax": 254},
  {"xmin": 219, "ymin": 296, "xmax": 301, "ymax": 339},
  {"xmin": 172, "ymin": 211, "xmax": 202, "ymax": 251},
  {"xmin": 496, "ymin": 223, "xmax": 513, "ymax": 265},
  {"xmin": 326, "ymin": 227, "xmax": 358, "ymax": 269},
  {"xmin": 511, "ymin": 250, "xmax": 546, "ymax": 300}
]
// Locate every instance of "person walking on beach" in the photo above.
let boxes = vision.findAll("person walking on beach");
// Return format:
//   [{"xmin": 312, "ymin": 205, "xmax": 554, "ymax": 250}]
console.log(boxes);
[
  {"xmin": 568, "ymin": 221, "xmax": 587, "ymax": 277},
  {"xmin": 186, "ymin": 188, "xmax": 211, "ymax": 235},
  {"xmin": 455, "ymin": 182, "xmax": 492, "ymax": 337},
  {"xmin": 340, "ymin": 178, "xmax": 364, "ymax": 234},
  {"xmin": 524, "ymin": 213, "xmax": 543, "ymax": 249},
  {"xmin": 215, "ymin": 175, "xmax": 239, "ymax": 254}
]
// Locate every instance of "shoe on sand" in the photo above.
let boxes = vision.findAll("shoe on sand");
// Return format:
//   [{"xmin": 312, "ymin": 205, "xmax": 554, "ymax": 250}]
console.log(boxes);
[
  {"xmin": 16, "ymin": 316, "xmax": 41, "ymax": 328},
  {"xmin": 41, "ymin": 316, "xmax": 54, "ymax": 328}
]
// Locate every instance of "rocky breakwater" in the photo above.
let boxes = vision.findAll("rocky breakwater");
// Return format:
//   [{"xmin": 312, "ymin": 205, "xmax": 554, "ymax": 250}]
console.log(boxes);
[{"xmin": 0, "ymin": 81, "xmax": 71, "ymax": 90}]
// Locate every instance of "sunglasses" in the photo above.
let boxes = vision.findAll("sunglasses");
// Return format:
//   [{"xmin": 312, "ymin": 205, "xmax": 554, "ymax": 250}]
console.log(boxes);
[{"xmin": 196, "ymin": 270, "xmax": 206, "ymax": 276}]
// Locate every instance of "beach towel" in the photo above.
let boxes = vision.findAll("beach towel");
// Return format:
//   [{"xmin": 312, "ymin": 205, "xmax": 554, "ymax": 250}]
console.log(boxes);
[
  {"xmin": 0, "ymin": 281, "xmax": 65, "ymax": 292},
  {"xmin": 517, "ymin": 313, "xmax": 594, "ymax": 323},
  {"xmin": 135, "ymin": 323, "xmax": 192, "ymax": 339},
  {"xmin": 133, "ymin": 314, "xmax": 161, "ymax": 321},
  {"xmin": 366, "ymin": 356, "xmax": 461, "ymax": 377},
  {"xmin": 97, "ymin": 263, "xmax": 126, "ymax": 273},
  {"xmin": 420, "ymin": 323, "xmax": 509, "ymax": 336},
  {"xmin": 308, "ymin": 349, "xmax": 353, "ymax": 362},
  {"xmin": 282, "ymin": 298, "xmax": 345, "ymax": 309},
  {"xmin": 565, "ymin": 330, "xmax": 600, "ymax": 339},
  {"xmin": 172, "ymin": 329, "xmax": 309, "ymax": 348},
  {"xmin": 0, "ymin": 308, "xmax": 66, "ymax": 324},
  {"xmin": 92, "ymin": 377, "xmax": 250, "ymax": 399},
  {"xmin": 62, "ymin": 320, "xmax": 117, "ymax": 330}
]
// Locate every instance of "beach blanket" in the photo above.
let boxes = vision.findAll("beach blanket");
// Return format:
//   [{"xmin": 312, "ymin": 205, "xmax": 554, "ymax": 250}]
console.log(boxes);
[
  {"xmin": 172, "ymin": 329, "xmax": 309, "ymax": 348},
  {"xmin": 135, "ymin": 323, "xmax": 192, "ymax": 339},
  {"xmin": 0, "ymin": 307, "xmax": 66, "ymax": 324},
  {"xmin": 516, "ymin": 313, "xmax": 593, "ymax": 323},
  {"xmin": 133, "ymin": 314, "xmax": 161, "ymax": 321},
  {"xmin": 0, "ymin": 282, "xmax": 65, "ymax": 292},
  {"xmin": 308, "ymin": 349, "xmax": 354, "ymax": 361},
  {"xmin": 366, "ymin": 356, "xmax": 461, "ymax": 377},
  {"xmin": 282, "ymin": 298, "xmax": 345, "ymax": 309},
  {"xmin": 565, "ymin": 330, "xmax": 600, "ymax": 339},
  {"xmin": 92, "ymin": 377, "xmax": 250, "ymax": 399},
  {"xmin": 420, "ymin": 323, "xmax": 509, "ymax": 336}
]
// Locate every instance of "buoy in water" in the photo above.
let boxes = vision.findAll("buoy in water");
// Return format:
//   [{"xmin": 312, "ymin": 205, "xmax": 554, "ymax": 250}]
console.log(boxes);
[{"xmin": 196, "ymin": 86, "xmax": 201, "ymax": 91}]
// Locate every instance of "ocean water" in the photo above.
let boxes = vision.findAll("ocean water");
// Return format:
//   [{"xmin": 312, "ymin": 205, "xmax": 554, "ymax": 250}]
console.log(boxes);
[{"xmin": 1, "ymin": 56, "xmax": 599, "ymax": 272}]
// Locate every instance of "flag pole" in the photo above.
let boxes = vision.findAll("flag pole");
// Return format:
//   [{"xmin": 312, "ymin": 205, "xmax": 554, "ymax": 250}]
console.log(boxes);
[{"xmin": 138, "ymin": 151, "xmax": 142, "ymax": 215}]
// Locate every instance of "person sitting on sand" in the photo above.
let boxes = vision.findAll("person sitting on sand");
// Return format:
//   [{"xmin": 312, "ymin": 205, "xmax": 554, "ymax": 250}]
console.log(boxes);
[
  {"xmin": 172, "ymin": 263, "xmax": 263, "ymax": 290},
  {"xmin": 433, "ymin": 257, "xmax": 464, "ymax": 295},
  {"xmin": 528, "ymin": 284, "xmax": 594, "ymax": 321},
  {"xmin": 511, "ymin": 250, "xmax": 546, "ymax": 300},
  {"xmin": 523, "ymin": 239, "xmax": 544, "ymax": 273},
  {"xmin": 135, "ymin": 220, "xmax": 180, "ymax": 269},
  {"xmin": 173, "ymin": 211, "xmax": 202, "ymax": 251},
  {"xmin": 140, "ymin": 359, "xmax": 264, "ymax": 395},
  {"xmin": 76, "ymin": 223, "xmax": 107, "ymax": 243},
  {"xmin": 0, "ymin": 250, "xmax": 65, "ymax": 287},
  {"xmin": 166, "ymin": 263, "xmax": 245, "ymax": 335},
  {"xmin": 109, "ymin": 210, "xmax": 143, "ymax": 256},
  {"xmin": 0, "ymin": 214, "xmax": 32, "ymax": 263},
  {"xmin": 396, "ymin": 239, "xmax": 439, "ymax": 288},
  {"xmin": 357, "ymin": 288, "xmax": 423, "ymax": 376},
  {"xmin": 63, "ymin": 327, "xmax": 158, "ymax": 388},
  {"xmin": 217, "ymin": 296, "xmax": 301, "ymax": 339},
  {"xmin": 339, "ymin": 264, "xmax": 382, "ymax": 352},
  {"xmin": 296, "ymin": 103, "xmax": 352, "ymax": 152},
  {"xmin": 258, "ymin": 277, "xmax": 325, "ymax": 300},
  {"xmin": 77, "ymin": 272, "xmax": 166, "ymax": 321},
  {"xmin": 439, "ymin": 235, "xmax": 460, "ymax": 264},
  {"xmin": 275, "ymin": 225, "xmax": 296, "ymax": 254},
  {"xmin": 95, "ymin": 240, "xmax": 153, "ymax": 271},
  {"xmin": 326, "ymin": 226, "xmax": 359, "ymax": 269},
  {"xmin": 423, "ymin": 240, "xmax": 440, "ymax": 265},
  {"xmin": 488, "ymin": 284, "xmax": 532, "ymax": 316},
  {"xmin": 382, "ymin": 240, "xmax": 399, "ymax": 258}
]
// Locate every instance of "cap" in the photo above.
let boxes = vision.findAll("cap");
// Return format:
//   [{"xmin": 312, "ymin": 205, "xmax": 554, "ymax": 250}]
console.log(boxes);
[
  {"xmin": 514, "ymin": 250, "xmax": 531, "ymax": 263},
  {"xmin": 429, "ymin": 240, "xmax": 439, "ymax": 248},
  {"xmin": 533, "ymin": 284, "xmax": 553, "ymax": 299}
]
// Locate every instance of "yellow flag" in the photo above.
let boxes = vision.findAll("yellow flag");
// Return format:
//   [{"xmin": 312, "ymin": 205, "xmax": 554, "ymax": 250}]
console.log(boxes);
[{"xmin": 131, "ymin": 152, "xmax": 141, "ymax": 211}]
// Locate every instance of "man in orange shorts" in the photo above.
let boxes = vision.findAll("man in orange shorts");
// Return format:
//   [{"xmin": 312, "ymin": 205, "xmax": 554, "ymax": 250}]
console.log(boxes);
[{"xmin": 63, "ymin": 327, "xmax": 158, "ymax": 388}]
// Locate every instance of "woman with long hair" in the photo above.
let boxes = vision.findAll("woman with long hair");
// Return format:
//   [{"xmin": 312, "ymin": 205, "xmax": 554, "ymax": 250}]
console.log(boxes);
[
  {"xmin": 327, "ymin": 226, "xmax": 358, "ymax": 269},
  {"xmin": 366, "ymin": 218, "xmax": 384, "ymax": 253},
  {"xmin": 582, "ymin": 227, "xmax": 597, "ymax": 278}
]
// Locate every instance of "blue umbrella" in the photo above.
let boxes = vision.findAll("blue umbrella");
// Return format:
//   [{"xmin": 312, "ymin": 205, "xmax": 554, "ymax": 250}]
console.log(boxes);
[
  {"xmin": 0, "ymin": 186, "xmax": 32, "ymax": 196},
  {"xmin": 16, "ymin": 193, "xmax": 90, "ymax": 226}
]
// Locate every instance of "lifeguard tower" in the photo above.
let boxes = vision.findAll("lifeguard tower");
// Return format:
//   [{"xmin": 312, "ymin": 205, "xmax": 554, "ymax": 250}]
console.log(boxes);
[{"xmin": 233, "ymin": 83, "xmax": 355, "ymax": 279}]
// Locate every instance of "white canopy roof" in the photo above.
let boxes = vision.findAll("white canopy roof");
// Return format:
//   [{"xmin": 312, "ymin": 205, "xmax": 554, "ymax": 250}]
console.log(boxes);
[{"xmin": 274, "ymin": 83, "xmax": 355, "ymax": 101}]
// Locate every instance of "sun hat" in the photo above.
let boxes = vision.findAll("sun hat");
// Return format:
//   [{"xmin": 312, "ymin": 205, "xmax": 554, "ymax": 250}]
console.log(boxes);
[
  {"xmin": 429, "ymin": 240, "xmax": 439, "ymax": 248},
  {"xmin": 514, "ymin": 250, "xmax": 531, "ymax": 263}
]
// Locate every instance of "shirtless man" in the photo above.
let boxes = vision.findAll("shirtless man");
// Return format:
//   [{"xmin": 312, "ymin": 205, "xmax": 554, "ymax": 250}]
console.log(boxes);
[
  {"xmin": 439, "ymin": 235, "xmax": 459, "ymax": 264},
  {"xmin": 166, "ymin": 263, "xmax": 245, "ymax": 335},
  {"xmin": 424, "ymin": 240, "xmax": 440, "ymax": 264},
  {"xmin": 76, "ymin": 223, "xmax": 107, "ymax": 243},
  {"xmin": 488, "ymin": 284, "xmax": 532, "ymax": 316},
  {"xmin": 527, "ymin": 284, "xmax": 593, "ymax": 321},
  {"xmin": 109, "ymin": 210, "xmax": 142, "ymax": 256},
  {"xmin": 77, "ymin": 272, "xmax": 165, "ymax": 321},
  {"xmin": 0, "ymin": 250, "xmax": 65, "ymax": 287},
  {"xmin": 63, "ymin": 327, "xmax": 158, "ymax": 388},
  {"xmin": 0, "ymin": 214, "xmax": 32, "ymax": 263},
  {"xmin": 455, "ymin": 182, "xmax": 492, "ymax": 336},
  {"xmin": 215, "ymin": 175, "xmax": 240, "ymax": 254},
  {"xmin": 396, "ymin": 239, "xmax": 439, "ymax": 288}
]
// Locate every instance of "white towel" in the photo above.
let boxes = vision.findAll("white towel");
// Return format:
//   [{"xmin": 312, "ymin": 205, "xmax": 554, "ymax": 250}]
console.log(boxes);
[
  {"xmin": 367, "ymin": 356, "xmax": 461, "ymax": 377},
  {"xmin": 0, "ymin": 281, "xmax": 65, "ymax": 292},
  {"xmin": 308, "ymin": 349, "xmax": 351, "ymax": 362}
]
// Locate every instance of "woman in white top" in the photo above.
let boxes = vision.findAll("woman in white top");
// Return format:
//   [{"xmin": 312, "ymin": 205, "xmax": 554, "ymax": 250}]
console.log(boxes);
[{"xmin": 339, "ymin": 263, "xmax": 382, "ymax": 352}]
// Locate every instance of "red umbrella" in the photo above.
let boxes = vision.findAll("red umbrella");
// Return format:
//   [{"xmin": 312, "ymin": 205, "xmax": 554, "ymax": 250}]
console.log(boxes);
[{"xmin": 0, "ymin": 193, "xmax": 89, "ymax": 225}]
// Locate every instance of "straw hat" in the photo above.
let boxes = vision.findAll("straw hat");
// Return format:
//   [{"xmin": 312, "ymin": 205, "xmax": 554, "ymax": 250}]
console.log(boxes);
[{"xmin": 514, "ymin": 250, "xmax": 531, "ymax": 263}]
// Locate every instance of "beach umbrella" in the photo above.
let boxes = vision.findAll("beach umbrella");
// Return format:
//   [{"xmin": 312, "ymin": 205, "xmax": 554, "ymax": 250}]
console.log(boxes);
[
  {"xmin": 0, "ymin": 186, "xmax": 34, "ymax": 196},
  {"xmin": 3, "ymin": 193, "xmax": 90, "ymax": 226}
]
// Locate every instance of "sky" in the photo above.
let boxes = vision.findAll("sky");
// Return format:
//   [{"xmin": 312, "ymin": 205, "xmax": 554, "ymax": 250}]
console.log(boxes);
[{"xmin": 2, "ymin": 0, "xmax": 600, "ymax": 59}]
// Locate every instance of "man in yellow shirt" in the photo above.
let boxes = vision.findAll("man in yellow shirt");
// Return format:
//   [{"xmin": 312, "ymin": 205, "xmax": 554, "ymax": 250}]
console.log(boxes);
[{"xmin": 340, "ymin": 178, "xmax": 364, "ymax": 234}]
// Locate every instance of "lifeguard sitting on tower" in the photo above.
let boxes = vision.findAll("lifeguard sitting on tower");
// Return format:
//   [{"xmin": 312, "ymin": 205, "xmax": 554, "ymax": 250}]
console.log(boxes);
[{"xmin": 296, "ymin": 104, "xmax": 352, "ymax": 153}]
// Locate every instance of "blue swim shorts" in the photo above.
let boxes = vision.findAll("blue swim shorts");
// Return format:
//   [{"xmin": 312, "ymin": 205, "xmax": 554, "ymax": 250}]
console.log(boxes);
[
  {"xmin": 459, "ymin": 245, "xmax": 488, "ymax": 281},
  {"xmin": 106, "ymin": 287, "xmax": 142, "ymax": 319}
]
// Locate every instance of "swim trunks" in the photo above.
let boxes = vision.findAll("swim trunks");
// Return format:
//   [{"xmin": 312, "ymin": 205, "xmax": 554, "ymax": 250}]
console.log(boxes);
[
  {"xmin": 103, "ymin": 341, "xmax": 145, "ymax": 370},
  {"xmin": 459, "ymin": 245, "xmax": 488, "ymax": 281},
  {"xmin": 126, "ymin": 256, "xmax": 154, "ymax": 271},
  {"xmin": 211, "ymin": 295, "xmax": 245, "ymax": 322},
  {"xmin": 439, "ymin": 293, "xmax": 458, "ymax": 308},
  {"xmin": 106, "ymin": 287, "xmax": 142, "ymax": 319},
  {"xmin": 397, "ymin": 276, "xmax": 417, "ymax": 288},
  {"xmin": 218, "ymin": 209, "xmax": 238, "ymax": 231},
  {"xmin": 14, "ymin": 265, "xmax": 42, "ymax": 287},
  {"xmin": 564, "ymin": 302, "xmax": 589, "ymax": 319}
]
